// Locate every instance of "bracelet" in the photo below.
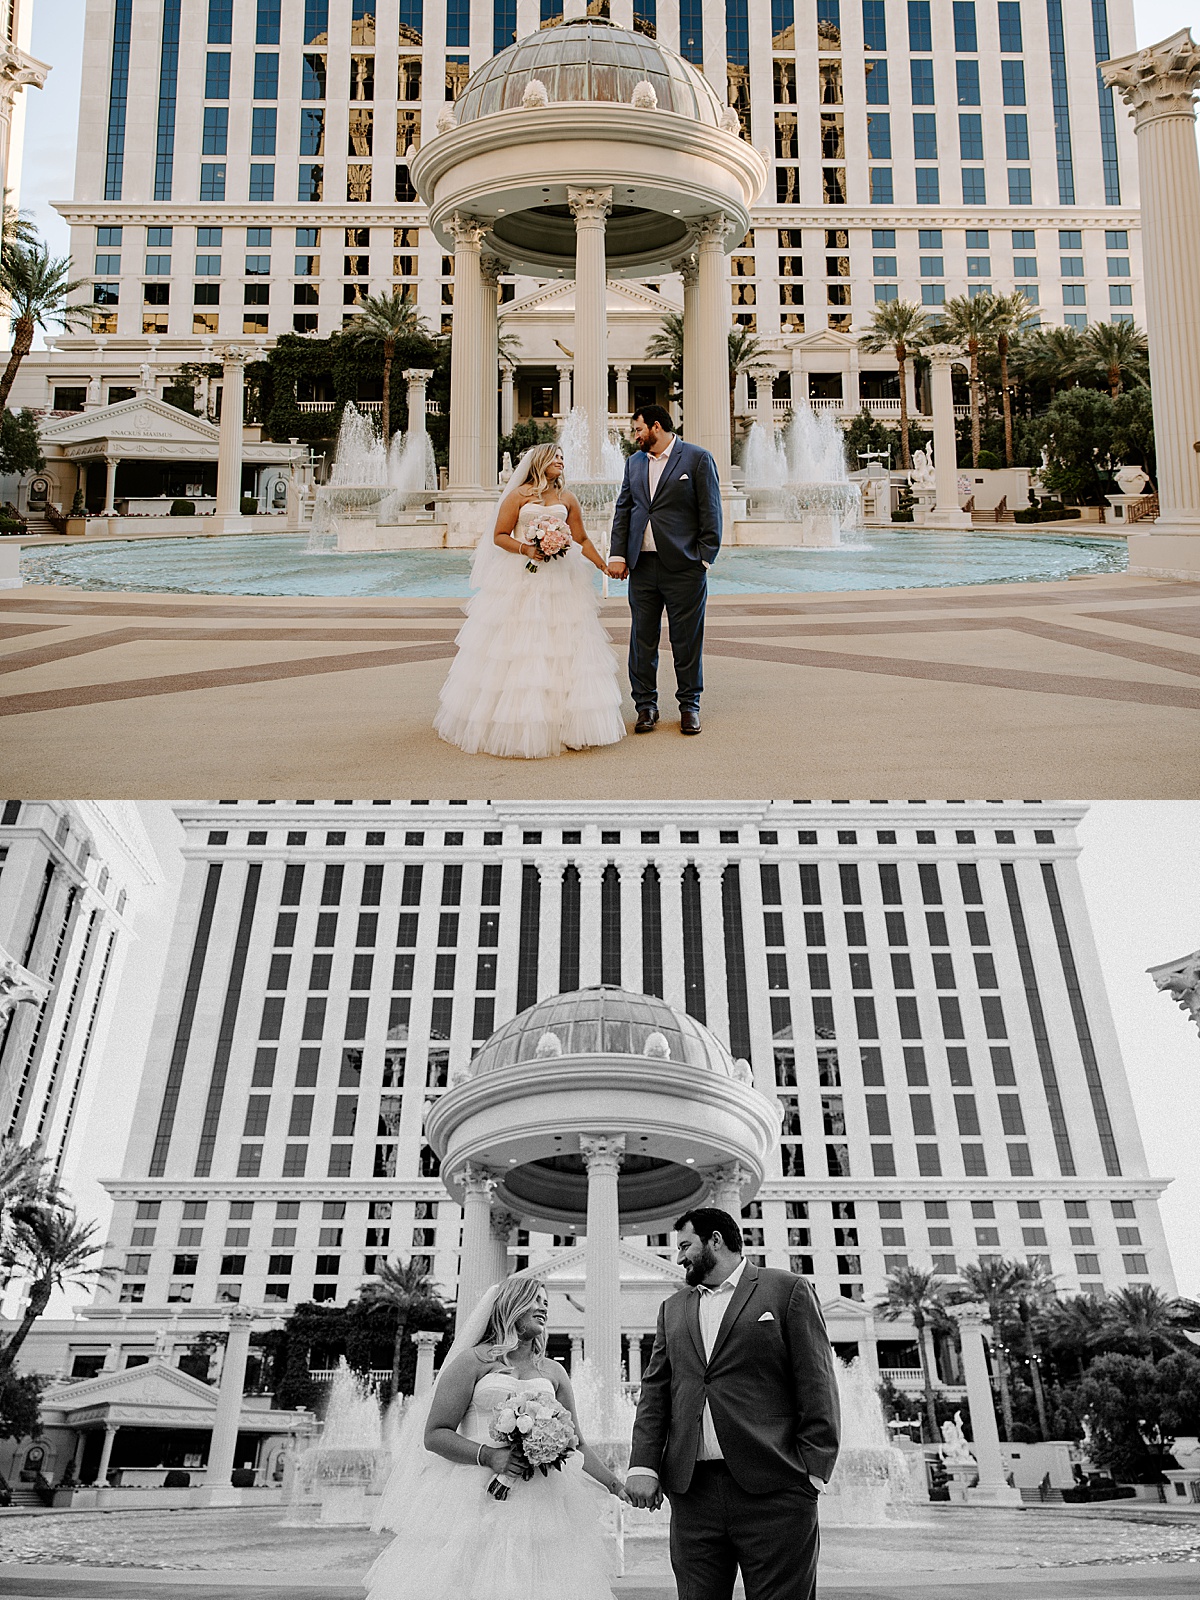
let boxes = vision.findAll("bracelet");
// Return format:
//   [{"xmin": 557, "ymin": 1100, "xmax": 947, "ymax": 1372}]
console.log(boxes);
[{"xmin": 476, "ymin": 1443, "xmax": 488, "ymax": 1467}]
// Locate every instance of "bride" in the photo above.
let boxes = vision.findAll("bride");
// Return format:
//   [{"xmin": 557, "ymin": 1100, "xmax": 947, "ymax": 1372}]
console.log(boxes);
[
  {"xmin": 433, "ymin": 442, "xmax": 627, "ymax": 759},
  {"xmin": 367, "ymin": 1277, "xmax": 629, "ymax": 1600}
]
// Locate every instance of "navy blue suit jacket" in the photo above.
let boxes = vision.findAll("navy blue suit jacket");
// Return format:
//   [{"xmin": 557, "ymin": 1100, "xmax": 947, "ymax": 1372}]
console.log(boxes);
[{"xmin": 610, "ymin": 438, "xmax": 723, "ymax": 573}]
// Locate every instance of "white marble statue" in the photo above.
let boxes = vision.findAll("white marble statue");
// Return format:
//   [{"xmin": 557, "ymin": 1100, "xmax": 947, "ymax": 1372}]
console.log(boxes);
[
  {"xmin": 1147, "ymin": 949, "xmax": 1200, "ymax": 1036},
  {"xmin": 940, "ymin": 1411, "xmax": 977, "ymax": 1466},
  {"xmin": 909, "ymin": 446, "xmax": 935, "ymax": 490},
  {"xmin": 0, "ymin": 945, "xmax": 49, "ymax": 1023}
]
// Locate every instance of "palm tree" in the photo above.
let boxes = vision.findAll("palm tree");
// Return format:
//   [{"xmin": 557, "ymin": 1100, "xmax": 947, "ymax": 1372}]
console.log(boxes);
[
  {"xmin": 360, "ymin": 1256, "xmax": 444, "ymax": 1397},
  {"xmin": 957, "ymin": 1256, "xmax": 1028, "ymax": 1440},
  {"xmin": 877, "ymin": 1266, "xmax": 947, "ymax": 1442},
  {"xmin": 990, "ymin": 292, "xmax": 1037, "ymax": 466},
  {"xmin": 1042, "ymin": 1292, "xmax": 1111, "ymax": 1382},
  {"xmin": 1012, "ymin": 1260, "xmax": 1058, "ymax": 1440},
  {"xmin": 1078, "ymin": 320, "xmax": 1149, "ymax": 398},
  {"xmin": 0, "ymin": 245, "xmax": 94, "ymax": 411},
  {"xmin": 0, "ymin": 195, "xmax": 38, "ymax": 266},
  {"xmin": 1101, "ymin": 1284, "xmax": 1200, "ymax": 1362},
  {"xmin": 858, "ymin": 300, "xmax": 930, "ymax": 468},
  {"xmin": 0, "ymin": 1206, "xmax": 113, "ymax": 1372},
  {"xmin": 940, "ymin": 293, "xmax": 1001, "ymax": 467},
  {"xmin": 342, "ymin": 291, "xmax": 434, "ymax": 438},
  {"xmin": 728, "ymin": 324, "xmax": 766, "ymax": 433},
  {"xmin": 1016, "ymin": 325, "xmax": 1086, "ymax": 397}
]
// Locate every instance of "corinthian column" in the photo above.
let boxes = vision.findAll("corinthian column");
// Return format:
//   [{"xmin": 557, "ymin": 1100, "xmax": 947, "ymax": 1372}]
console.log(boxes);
[
  {"xmin": 674, "ymin": 254, "xmax": 700, "ymax": 441},
  {"xmin": 707, "ymin": 1160, "xmax": 752, "ymax": 1218},
  {"xmin": 214, "ymin": 346, "xmax": 251, "ymax": 529},
  {"xmin": 205, "ymin": 1307, "xmax": 255, "ymax": 1495},
  {"xmin": 568, "ymin": 186, "xmax": 613, "ymax": 476},
  {"xmin": 403, "ymin": 369, "xmax": 433, "ymax": 437},
  {"xmin": 447, "ymin": 214, "xmax": 487, "ymax": 491},
  {"xmin": 480, "ymin": 254, "xmax": 503, "ymax": 488},
  {"xmin": 457, "ymin": 1163, "xmax": 500, "ymax": 1320},
  {"xmin": 0, "ymin": 46, "xmax": 50, "ymax": 209},
  {"xmin": 1101, "ymin": 30, "xmax": 1200, "ymax": 570},
  {"xmin": 946, "ymin": 1305, "xmax": 1023, "ymax": 1505},
  {"xmin": 694, "ymin": 216, "xmax": 732, "ymax": 483},
  {"xmin": 923, "ymin": 345, "xmax": 972, "ymax": 529},
  {"xmin": 580, "ymin": 1134, "xmax": 624, "ymax": 1415}
]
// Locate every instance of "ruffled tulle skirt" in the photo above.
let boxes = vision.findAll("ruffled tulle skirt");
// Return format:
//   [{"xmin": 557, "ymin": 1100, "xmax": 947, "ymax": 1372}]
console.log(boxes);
[
  {"xmin": 366, "ymin": 1452, "xmax": 618, "ymax": 1600},
  {"xmin": 433, "ymin": 542, "xmax": 626, "ymax": 760}
]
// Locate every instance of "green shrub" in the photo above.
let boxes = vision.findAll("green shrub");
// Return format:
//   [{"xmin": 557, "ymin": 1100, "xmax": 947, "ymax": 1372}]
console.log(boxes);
[
  {"xmin": 977, "ymin": 449, "xmax": 1002, "ymax": 470},
  {"xmin": 891, "ymin": 509, "xmax": 914, "ymax": 523},
  {"xmin": 170, "ymin": 499, "xmax": 195, "ymax": 516},
  {"xmin": 240, "ymin": 497, "xmax": 258, "ymax": 516},
  {"xmin": 0, "ymin": 518, "xmax": 25, "ymax": 534}
]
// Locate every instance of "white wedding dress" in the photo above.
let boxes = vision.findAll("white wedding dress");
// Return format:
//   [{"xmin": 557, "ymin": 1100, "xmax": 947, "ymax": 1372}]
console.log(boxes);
[
  {"xmin": 366, "ymin": 1371, "xmax": 616, "ymax": 1600},
  {"xmin": 433, "ymin": 501, "xmax": 627, "ymax": 759}
]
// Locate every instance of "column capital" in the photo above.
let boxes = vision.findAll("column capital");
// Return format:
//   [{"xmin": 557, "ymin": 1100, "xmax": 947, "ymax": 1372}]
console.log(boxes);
[
  {"xmin": 1101, "ymin": 29, "xmax": 1200, "ymax": 126},
  {"xmin": 461, "ymin": 1162, "xmax": 498, "ymax": 1199},
  {"xmin": 0, "ymin": 43, "xmax": 50, "ymax": 98},
  {"xmin": 223, "ymin": 1304, "xmax": 257, "ymax": 1329},
  {"xmin": 614, "ymin": 364, "xmax": 631, "ymax": 379},
  {"xmin": 579, "ymin": 1133, "xmax": 626, "ymax": 1175},
  {"xmin": 697, "ymin": 861, "xmax": 726, "ymax": 884},
  {"xmin": 710, "ymin": 1160, "xmax": 754, "ymax": 1191},
  {"xmin": 411, "ymin": 1328, "xmax": 443, "ymax": 1349},
  {"xmin": 489, "ymin": 1207, "xmax": 521, "ymax": 1242},
  {"xmin": 556, "ymin": 360, "xmax": 574, "ymax": 376},
  {"xmin": 447, "ymin": 212, "xmax": 487, "ymax": 249},
  {"xmin": 567, "ymin": 185, "xmax": 613, "ymax": 224},
  {"xmin": 946, "ymin": 1302, "xmax": 991, "ymax": 1331},
  {"xmin": 923, "ymin": 343, "xmax": 966, "ymax": 370},
  {"xmin": 674, "ymin": 253, "xmax": 699, "ymax": 287},
  {"xmin": 403, "ymin": 368, "xmax": 435, "ymax": 383},
  {"xmin": 695, "ymin": 213, "xmax": 733, "ymax": 249},
  {"xmin": 480, "ymin": 253, "xmax": 505, "ymax": 288},
  {"xmin": 216, "ymin": 344, "xmax": 252, "ymax": 368}
]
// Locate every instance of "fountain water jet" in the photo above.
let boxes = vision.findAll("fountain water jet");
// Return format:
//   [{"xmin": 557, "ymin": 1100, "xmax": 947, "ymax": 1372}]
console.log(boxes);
[
  {"xmin": 737, "ymin": 408, "xmax": 861, "ymax": 547},
  {"xmin": 290, "ymin": 1359, "xmax": 390, "ymax": 1524},
  {"xmin": 822, "ymin": 1358, "xmax": 923, "ymax": 1525},
  {"xmin": 309, "ymin": 403, "xmax": 446, "ymax": 553}
]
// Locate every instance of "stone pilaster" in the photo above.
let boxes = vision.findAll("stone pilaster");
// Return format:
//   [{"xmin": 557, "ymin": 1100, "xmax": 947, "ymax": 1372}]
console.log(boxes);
[
  {"xmin": 203, "ymin": 1306, "xmax": 255, "ymax": 1498},
  {"xmin": 694, "ymin": 216, "xmax": 733, "ymax": 483},
  {"xmin": 923, "ymin": 345, "xmax": 971, "ymax": 530},
  {"xmin": 446, "ymin": 214, "xmax": 487, "ymax": 491},
  {"xmin": 213, "ymin": 346, "xmax": 252, "ymax": 532},
  {"xmin": 403, "ymin": 369, "xmax": 434, "ymax": 436},
  {"xmin": 946, "ymin": 1304, "xmax": 1022, "ymax": 1505},
  {"xmin": 568, "ymin": 186, "xmax": 613, "ymax": 476}
]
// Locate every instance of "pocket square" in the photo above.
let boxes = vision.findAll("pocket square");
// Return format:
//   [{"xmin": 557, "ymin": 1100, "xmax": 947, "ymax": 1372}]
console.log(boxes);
[
  {"xmin": 758, "ymin": 1311, "xmax": 775, "ymax": 1322},
  {"xmin": 680, "ymin": 473, "xmax": 689, "ymax": 479}
]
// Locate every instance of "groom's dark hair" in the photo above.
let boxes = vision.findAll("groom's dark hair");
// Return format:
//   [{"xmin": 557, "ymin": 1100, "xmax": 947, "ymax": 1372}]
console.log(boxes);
[
  {"xmin": 634, "ymin": 404, "xmax": 674, "ymax": 434},
  {"xmin": 675, "ymin": 1207, "xmax": 742, "ymax": 1254}
]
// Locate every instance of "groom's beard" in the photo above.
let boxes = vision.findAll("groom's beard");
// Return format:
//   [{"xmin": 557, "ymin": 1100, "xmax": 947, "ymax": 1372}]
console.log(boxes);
[{"xmin": 683, "ymin": 1242, "xmax": 719, "ymax": 1287}]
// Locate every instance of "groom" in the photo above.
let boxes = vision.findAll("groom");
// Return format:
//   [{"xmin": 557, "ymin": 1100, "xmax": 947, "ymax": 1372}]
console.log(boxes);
[
  {"xmin": 608, "ymin": 406, "xmax": 721, "ymax": 736},
  {"xmin": 626, "ymin": 1209, "xmax": 841, "ymax": 1600}
]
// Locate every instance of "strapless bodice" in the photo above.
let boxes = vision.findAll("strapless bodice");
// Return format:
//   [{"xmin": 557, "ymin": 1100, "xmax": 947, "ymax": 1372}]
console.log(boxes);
[
  {"xmin": 460, "ymin": 1372, "xmax": 558, "ymax": 1446},
  {"xmin": 517, "ymin": 501, "xmax": 569, "ymax": 523}
]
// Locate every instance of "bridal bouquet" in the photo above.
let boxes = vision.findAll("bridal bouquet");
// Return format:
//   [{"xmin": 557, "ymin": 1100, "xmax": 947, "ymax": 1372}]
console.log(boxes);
[
  {"xmin": 486, "ymin": 1393, "xmax": 579, "ymax": 1500},
  {"xmin": 524, "ymin": 513, "xmax": 571, "ymax": 573}
]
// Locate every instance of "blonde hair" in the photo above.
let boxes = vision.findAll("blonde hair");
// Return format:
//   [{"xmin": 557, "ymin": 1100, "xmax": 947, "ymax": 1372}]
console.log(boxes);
[
  {"xmin": 479, "ymin": 1277, "xmax": 548, "ymax": 1369},
  {"xmin": 517, "ymin": 442, "xmax": 565, "ymax": 499}
]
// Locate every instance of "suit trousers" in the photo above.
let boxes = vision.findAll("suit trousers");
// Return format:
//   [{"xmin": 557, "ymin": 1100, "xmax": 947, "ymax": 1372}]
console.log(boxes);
[
  {"xmin": 668, "ymin": 1461, "xmax": 821, "ymax": 1600},
  {"xmin": 627, "ymin": 551, "xmax": 707, "ymax": 711}
]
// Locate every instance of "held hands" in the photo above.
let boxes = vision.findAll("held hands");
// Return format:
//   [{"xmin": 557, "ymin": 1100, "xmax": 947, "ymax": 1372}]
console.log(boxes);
[
  {"xmin": 623, "ymin": 1471, "xmax": 664, "ymax": 1511},
  {"xmin": 607, "ymin": 558, "xmax": 627, "ymax": 580}
]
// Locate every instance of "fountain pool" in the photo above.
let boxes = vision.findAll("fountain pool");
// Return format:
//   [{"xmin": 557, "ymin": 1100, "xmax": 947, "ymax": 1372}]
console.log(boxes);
[
  {"xmin": 289, "ymin": 1361, "xmax": 390, "ymax": 1526},
  {"xmin": 20, "ymin": 528, "xmax": 1127, "ymax": 597},
  {"xmin": 738, "ymin": 410, "xmax": 862, "ymax": 546}
]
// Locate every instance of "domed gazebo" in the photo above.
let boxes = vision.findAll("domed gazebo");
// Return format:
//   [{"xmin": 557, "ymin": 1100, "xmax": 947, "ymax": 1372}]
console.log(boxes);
[
  {"xmin": 425, "ymin": 985, "xmax": 780, "ymax": 1390},
  {"xmin": 410, "ymin": 20, "xmax": 768, "ymax": 537}
]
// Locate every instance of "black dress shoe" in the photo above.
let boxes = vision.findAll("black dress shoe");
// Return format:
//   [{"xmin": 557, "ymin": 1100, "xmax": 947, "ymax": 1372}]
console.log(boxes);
[
  {"xmin": 634, "ymin": 706, "xmax": 660, "ymax": 733},
  {"xmin": 680, "ymin": 708, "xmax": 702, "ymax": 735}
]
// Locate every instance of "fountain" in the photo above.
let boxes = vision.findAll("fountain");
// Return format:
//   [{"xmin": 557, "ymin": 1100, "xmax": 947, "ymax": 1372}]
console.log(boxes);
[
  {"xmin": 736, "ymin": 408, "xmax": 862, "ymax": 547},
  {"xmin": 557, "ymin": 407, "xmax": 626, "ymax": 573},
  {"xmin": 290, "ymin": 1359, "xmax": 391, "ymax": 1525},
  {"xmin": 822, "ymin": 1358, "xmax": 923, "ymax": 1525},
  {"xmin": 308, "ymin": 403, "xmax": 445, "ymax": 553},
  {"xmin": 569, "ymin": 1357, "xmax": 637, "ymax": 1574}
]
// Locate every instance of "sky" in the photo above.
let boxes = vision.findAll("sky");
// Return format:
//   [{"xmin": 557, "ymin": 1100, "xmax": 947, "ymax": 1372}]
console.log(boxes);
[
  {"xmin": 15, "ymin": 0, "xmax": 1200, "ymax": 267},
  {"xmin": 59, "ymin": 802, "xmax": 1200, "ymax": 1313}
]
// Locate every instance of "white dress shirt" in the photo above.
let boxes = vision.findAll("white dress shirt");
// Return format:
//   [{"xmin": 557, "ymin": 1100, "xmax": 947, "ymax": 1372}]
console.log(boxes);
[
  {"xmin": 695, "ymin": 1254, "xmax": 747, "ymax": 1460},
  {"xmin": 641, "ymin": 433, "xmax": 676, "ymax": 553}
]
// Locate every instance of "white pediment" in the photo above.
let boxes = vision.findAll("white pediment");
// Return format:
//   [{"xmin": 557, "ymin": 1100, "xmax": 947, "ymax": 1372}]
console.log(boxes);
[
  {"xmin": 47, "ymin": 1359, "xmax": 218, "ymax": 1414},
  {"xmin": 532, "ymin": 1240, "xmax": 687, "ymax": 1287},
  {"xmin": 821, "ymin": 1296, "xmax": 875, "ymax": 1322},
  {"xmin": 39, "ymin": 397, "xmax": 221, "ymax": 447},
  {"xmin": 502, "ymin": 278, "xmax": 680, "ymax": 321}
]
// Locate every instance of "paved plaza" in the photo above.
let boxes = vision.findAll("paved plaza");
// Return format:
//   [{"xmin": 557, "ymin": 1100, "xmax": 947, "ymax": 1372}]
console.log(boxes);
[
  {"xmin": 2, "ymin": 574, "xmax": 1200, "ymax": 796},
  {"xmin": 0, "ymin": 1505, "xmax": 1197, "ymax": 1600}
]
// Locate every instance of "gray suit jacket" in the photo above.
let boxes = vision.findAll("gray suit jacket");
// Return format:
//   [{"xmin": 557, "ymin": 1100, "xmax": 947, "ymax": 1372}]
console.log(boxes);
[{"xmin": 629, "ymin": 1263, "xmax": 841, "ymax": 1496}]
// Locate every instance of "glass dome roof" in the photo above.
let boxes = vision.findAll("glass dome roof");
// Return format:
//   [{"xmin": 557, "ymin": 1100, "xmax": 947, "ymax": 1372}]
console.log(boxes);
[
  {"xmin": 453, "ymin": 20, "xmax": 725, "ymax": 127},
  {"xmin": 470, "ymin": 985, "xmax": 740, "ymax": 1077}
]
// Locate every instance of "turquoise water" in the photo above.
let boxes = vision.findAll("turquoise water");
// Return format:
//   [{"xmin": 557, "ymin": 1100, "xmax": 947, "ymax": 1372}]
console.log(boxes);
[{"xmin": 20, "ymin": 530, "xmax": 1126, "ymax": 598}]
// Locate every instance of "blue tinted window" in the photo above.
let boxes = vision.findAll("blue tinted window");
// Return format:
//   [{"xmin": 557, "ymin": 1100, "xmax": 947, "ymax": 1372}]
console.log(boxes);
[
  {"xmin": 198, "ymin": 226, "xmax": 223, "ymax": 246},
  {"xmin": 919, "ymin": 229, "xmax": 942, "ymax": 248},
  {"xmin": 207, "ymin": 0, "xmax": 232, "ymax": 44},
  {"xmin": 962, "ymin": 168, "xmax": 987, "ymax": 204},
  {"xmin": 494, "ymin": 0, "xmax": 516, "ymax": 51},
  {"xmin": 873, "ymin": 255, "xmax": 897, "ymax": 274},
  {"xmin": 956, "ymin": 60, "xmax": 980, "ymax": 104},
  {"xmin": 997, "ymin": 1, "xmax": 1022, "ymax": 51},
  {"xmin": 912, "ymin": 112, "xmax": 937, "ymax": 159},
  {"xmin": 254, "ymin": 54, "xmax": 279, "ymax": 98},
  {"xmin": 1063, "ymin": 285, "xmax": 1086, "ymax": 305},
  {"xmin": 1005, "ymin": 114, "xmax": 1028, "ymax": 160},
  {"xmin": 195, "ymin": 254, "xmax": 221, "ymax": 274},
  {"xmin": 875, "ymin": 283, "xmax": 899, "ymax": 302},
  {"xmin": 915, "ymin": 170, "xmax": 940, "ymax": 205},
  {"xmin": 680, "ymin": 0, "xmax": 703, "ymax": 62},
  {"xmin": 251, "ymin": 107, "xmax": 277, "ymax": 154},
  {"xmin": 919, "ymin": 255, "xmax": 944, "ymax": 274},
  {"xmin": 300, "ymin": 110, "xmax": 324, "ymax": 155},
  {"xmin": 907, "ymin": 1, "xmax": 931, "ymax": 52},
  {"xmin": 200, "ymin": 164, "xmax": 226, "ymax": 201},
  {"xmin": 446, "ymin": 0, "xmax": 469, "ymax": 46},
  {"xmin": 1002, "ymin": 60, "xmax": 1026, "ymax": 104},
  {"xmin": 302, "ymin": 56, "xmax": 326, "ymax": 98},
  {"xmin": 872, "ymin": 229, "xmax": 896, "ymax": 247},
  {"xmin": 399, "ymin": 0, "xmax": 423, "ymax": 34},
  {"xmin": 304, "ymin": 0, "xmax": 329, "ymax": 45},
  {"xmin": 922, "ymin": 282, "xmax": 945, "ymax": 304},
  {"xmin": 97, "ymin": 226, "xmax": 123, "ymax": 246},
  {"xmin": 774, "ymin": 0, "xmax": 796, "ymax": 36},
  {"xmin": 1109, "ymin": 284, "xmax": 1132, "ymax": 305},
  {"xmin": 1105, "ymin": 230, "xmax": 1128, "ymax": 249},
  {"xmin": 249, "ymin": 166, "xmax": 274, "ymax": 202},
  {"xmin": 911, "ymin": 59, "xmax": 935, "ymax": 104},
  {"xmin": 1013, "ymin": 254, "xmax": 1037, "ymax": 275},
  {"xmin": 247, "ymin": 228, "xmax": 272, "ymax": 247},
  {"xmin": 202, "ymin": 106, "xmax": 228, "ymax": 155},
  {"xmin": 862, "ymin": 0, "xmax": 887, "ymax": 50},
  {"xmin": 1059, "ymin": 230, "xmax": 1082, "ymax": 249},
  {"xmin": 1060, "ymin": 256, "xmax": 1084, "ymax": 275},
  {"xmin": 727, "ymin": 0, "xmax": 748, "ymax": 63},
  {"xmin": 256, "ymin": 0, "xmax": 280, "ymax": 43},
  {"xmin": 868, "ymin": 112, "xmax": 891, "ymax": 158},
  {"xmin": 1008, "ymin": 169, "xmax": 1032, "ymax": 205},
  {"xmin": 865, "ymin": 58, "xmax": 889, "ymax": 103},
  {"xmin": 959, "ymin": 113, "xmax": 983, "ymax": 160},
  {"xmin": 870, "ymin": 168, "xmax": 894, "ymax": 203},
  {"xmin": 952, "ymin": 0, "xmax": 977, "ymax": 51}
]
